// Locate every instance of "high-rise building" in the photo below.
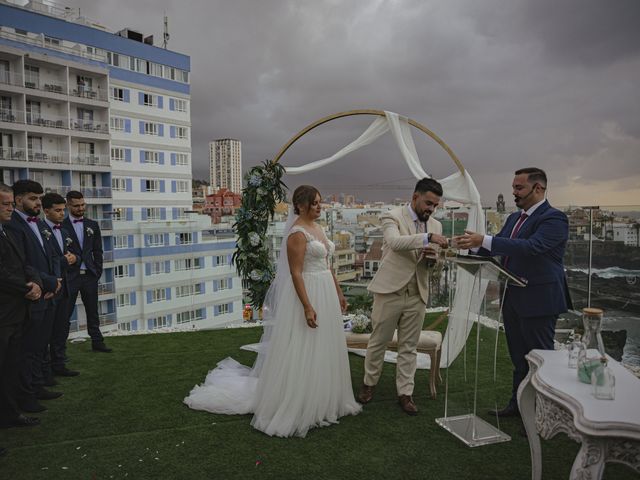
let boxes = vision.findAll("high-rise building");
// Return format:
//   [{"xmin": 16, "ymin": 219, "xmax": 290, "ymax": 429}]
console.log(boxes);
[
  {"xmin": 209, "ymin": 138, "xmax": 242, "ymax": 194},
  {"xmin": 0, "ymin": 1, "xmax": 242, "ymax": 333}
]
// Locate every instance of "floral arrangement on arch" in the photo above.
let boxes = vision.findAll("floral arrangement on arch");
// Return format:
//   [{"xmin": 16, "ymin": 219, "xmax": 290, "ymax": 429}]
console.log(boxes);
[{"xmin": 232, "ymin": 160, "xmax": 288, "ymax": 309}]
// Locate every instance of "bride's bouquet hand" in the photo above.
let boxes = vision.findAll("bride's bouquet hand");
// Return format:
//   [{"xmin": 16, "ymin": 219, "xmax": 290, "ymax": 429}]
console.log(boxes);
[{"xmin": 304, "ymin": 306, "xmax": 318, "ymax": 329}]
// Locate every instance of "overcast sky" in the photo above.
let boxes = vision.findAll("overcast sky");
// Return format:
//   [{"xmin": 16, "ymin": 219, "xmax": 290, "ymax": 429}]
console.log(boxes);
[{"xmin": 70, "ymin": 0, "xmax": 640, "ymax": 207}]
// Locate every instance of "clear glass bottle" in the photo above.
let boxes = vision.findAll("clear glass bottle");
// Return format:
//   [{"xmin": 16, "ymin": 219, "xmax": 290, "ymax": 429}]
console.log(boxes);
[
  {"xmin": 577, "ymin": 308, "xmax": 606, "ymax": 383},
  {"xmin": 591, "ymin": 357, "xmax": 615, "ymax": 400},
  {"xmin": 567, "ymin": 334, "xmax": 585, "ymax": 368}
]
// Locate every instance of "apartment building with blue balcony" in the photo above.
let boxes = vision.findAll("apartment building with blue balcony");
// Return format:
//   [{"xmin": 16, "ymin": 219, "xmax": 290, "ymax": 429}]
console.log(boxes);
[{"xmin": 0, "ymin": 0, "xmax": 242, "ymax": 332}]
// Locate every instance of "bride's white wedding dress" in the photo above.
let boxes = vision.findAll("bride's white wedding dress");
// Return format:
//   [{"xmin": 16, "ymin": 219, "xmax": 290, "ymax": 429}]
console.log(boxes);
[{"xmin": 184, "ymin": 225, "xmax": 361, "ymax": 437}]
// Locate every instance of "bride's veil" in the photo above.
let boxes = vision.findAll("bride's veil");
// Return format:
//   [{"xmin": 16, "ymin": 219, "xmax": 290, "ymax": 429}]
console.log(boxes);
[{"xmin": 249, "ymin": 204, "xmax": 298, "ymax": 378}]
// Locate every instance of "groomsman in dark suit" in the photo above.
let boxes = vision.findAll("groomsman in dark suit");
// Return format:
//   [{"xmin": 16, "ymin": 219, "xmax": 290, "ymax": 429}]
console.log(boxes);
[
  {"xmin": 0, "ymin": 183, "xmax": 42, "ymax": 455},
  {"xmin": 5, "ymin": 180, "xmax": 63, "ymax": 413},
  {"xmin": 41, "ymin": 193, "xmax": 80, "ymax": 378},
  {"xmin": 62, "ymin": 191, "xmax": 112, "ymax": 353}
]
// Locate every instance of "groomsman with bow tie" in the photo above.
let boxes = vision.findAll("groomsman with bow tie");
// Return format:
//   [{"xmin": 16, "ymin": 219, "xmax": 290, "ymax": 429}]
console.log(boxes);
[
  {"xmin": 0, "ymin": 183, "xmax": 43, "ymax": 455},
  {"xmin": 62, "ymin": 191, "xmax": 111, "ymax": 353},
  {"xmin": 5, "ymin": 180, "xmax": 63, "ymax": 413},
  {"xmin": 41, "ymin": 193, "xmax": 80, "ymax": 378}
]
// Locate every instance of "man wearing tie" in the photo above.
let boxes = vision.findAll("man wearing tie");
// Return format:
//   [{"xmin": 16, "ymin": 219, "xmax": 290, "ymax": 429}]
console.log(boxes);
[
  {"xmin": 454, "ymin": 167, "xmax": 572, "ymax": 417},
  {"xmin": 0, "ymin": 183, "xmax": 43, "ymax": 455},
  {"xmin": 5, "ymin": 180, "xmax": 63, "ymax": 413},
  {"xmin": 62, "ymin": 191, "xmax": 111, "ymax": 353},
  {"xmin": 357, "ymin": 178, "xmax": 449, "ymax": 415},
  {"xmin": 42, "ymin": 193, "xmax": 80, "ymax": 378}
]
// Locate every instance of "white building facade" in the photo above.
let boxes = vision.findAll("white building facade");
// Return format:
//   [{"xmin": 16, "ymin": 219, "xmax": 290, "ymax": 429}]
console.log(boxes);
[
  {"xmin": 0, "ymin": 1, "xmax": 243, "ymax": 332},
  {"xmin": 209, "ymin": 138, "xmax": 242, "ymax": 194}
]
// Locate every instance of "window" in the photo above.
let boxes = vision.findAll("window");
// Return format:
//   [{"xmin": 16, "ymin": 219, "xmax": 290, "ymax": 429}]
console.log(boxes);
[
  {"xmin": 150, "ymin": 288, "xmax": 166, "ymax": 303},
  {"xmin": 110, "ymin": 87, "xmax": 124, "ymax": 101},
  {"xmin": 142, "ymin": 93, "xmax": 156, "ymax": 106},
  {"xmin": 144, "ymin": 151, "xmax": 160, "ymax": 164},
  {"xmin": 110, "ymin": 117, "xmax": 125, "ymax": 131},
  {"xmin": 176, "ymin": 284, "xmax": 203, "ymax": 298},
  {"xmin": 29, "ymin": 170, "xmax": 44, "ymax": 184},
  {"xmin": 149, "ymin": 261, "xmax": 167, "ymax": 275},
  {"xmin": 143, "ymin": 122, "xmax": 158, "ymax": 135},
  {"xmin": 176, "ymin": 309, "xmax": 203, "ymax": 324},
  {"xmin": 175, "ymin": 153, "xmax": 188, "ymax": 166},
  {"xmin": 44, "ymin": 36, "xmax": 61, "ymax": 46},
  {"xmin": 107, "ymin": 52, "xmax": 120, "ymax": 67},
  {"xmin": 24, "ymin": 65, "xmax": 39, "ymax": 88},
  {"xmin": 173, "ymin": 98, "xmax": 187, "ymax": 112},
  {"xmin": 175, "ymin": 126, "xmax": 188, "ymax": 139},
  {"xmin": 215, "ymin": 255, "xmax": 227, "ymax": 266},
  {"xmin": 177, "ymin": 232, "xmax": 192, "ymax": 245},
  {"xmin": 111, "ymin": 147, "xmax": 124, "ymax": 162},
  {"xmin": 150, "ymin": 315, "xmax": 168, "ymax": 329},
  {"xmin": 145, "ymin": 207, "xmax": 162, "ymax": 220},
  {"xmin": 114, "ymin": 235, "xmax": 128, "ymax": 249},
  {"xmin": 218, "ymin": 278, "xmax": 230, "ymax": 290},
  {"xmin": 144, "ymin": 180, "xmax": 159, "ymax": 193},
  {"xmin": 146, "ymin": 233, "xmax": 164, "ymax": 246},
  {"xmin": 175, "ymin": 208, "xmax": 189, "ymax": 219},
  {"xmin": 117, "ymin": 293, "xmax": 131, "ymax": 307},
  {"xmin": 112, "ymin": 208, "xmax": 126, "ymax": 221},
  {"xmin": 215, "ymin": 303, "xmax": 230, "ymax": 316},
  {"xmin": 112, "ymin": 177, "xmax": 126, "ymax": 191},
  {"xmin": 118, "ymin": 322, "xmax": 131, "ymax": 332},
  {"xmin": 175, "ymin": 258, "xmax": 202, "ymax": 271},
  {"xmin": 176, "ymin": 180, "xmax": 189, "ymax": 193},
  {"xmin": 114, "ymin": 264, "xmax": 130, "ymax": 277}
]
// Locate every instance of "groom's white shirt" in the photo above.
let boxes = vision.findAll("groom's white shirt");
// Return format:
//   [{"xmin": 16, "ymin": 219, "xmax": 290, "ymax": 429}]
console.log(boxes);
[{"xmin": 368, "ymin": 204, "xmax": 443, "ymax": 304}]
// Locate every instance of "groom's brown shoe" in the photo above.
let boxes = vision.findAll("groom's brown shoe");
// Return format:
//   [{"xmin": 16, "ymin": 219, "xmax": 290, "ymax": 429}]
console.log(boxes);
[
  {"xmin": 357, "ymin": 384, "xmax": 375, "ymax": 404},
  {"xmin": 398, "ymin": 395, "xmax": 418, "ymax": 416}
]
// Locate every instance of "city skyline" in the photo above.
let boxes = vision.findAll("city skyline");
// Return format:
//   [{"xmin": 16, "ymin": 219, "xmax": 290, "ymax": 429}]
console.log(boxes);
[{"xmin": 36, "ymin": 0, "xmax": 640, "ymax": 207}]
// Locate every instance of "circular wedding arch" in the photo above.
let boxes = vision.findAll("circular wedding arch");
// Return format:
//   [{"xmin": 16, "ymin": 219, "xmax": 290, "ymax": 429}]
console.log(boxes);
[{"xmin": 271, "ymin": 109, "xmax": 466, "ymax": 174}]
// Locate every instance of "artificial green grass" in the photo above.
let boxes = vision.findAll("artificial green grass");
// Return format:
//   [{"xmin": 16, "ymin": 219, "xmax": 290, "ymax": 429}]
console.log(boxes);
[{"xmin": 1, "ymin": 326, "xmax": 636, "ymax": 479}]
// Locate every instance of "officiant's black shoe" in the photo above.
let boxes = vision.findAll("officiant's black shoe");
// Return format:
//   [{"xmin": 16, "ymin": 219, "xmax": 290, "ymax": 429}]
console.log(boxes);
[
  {"xmin": 35, "ymin": 388, "xmax": 63, "ymax": 401},
  {"xmin": 92, "ymin": 342, "xmax": 112, "ymax": 353},
  {"xmin": 53, "ymin": 367, "xmax": 80, "ymax": 377},
  {"xmin": 357, "ymin": 384, "xmax": 375, "ymax": 404},
  {"xmin": 398, "ymin": 395, "xmax": 418, "ymax": 416},
  {"xmin": 19, "ymin": 398, "xmax": 46, "ymax": 413},
  {"xmin": 0, "ymin": 414, "xmax": 41, "ymax": 428},
  {"xmin": 488, "ymin": 403, "xmax": 520, "ymax": 418}
]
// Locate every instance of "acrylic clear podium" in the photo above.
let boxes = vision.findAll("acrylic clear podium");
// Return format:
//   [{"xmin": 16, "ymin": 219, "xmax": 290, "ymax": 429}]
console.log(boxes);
[{"xmin": 435, "ymin": 254, "xmax": 527, "ymax": 447}]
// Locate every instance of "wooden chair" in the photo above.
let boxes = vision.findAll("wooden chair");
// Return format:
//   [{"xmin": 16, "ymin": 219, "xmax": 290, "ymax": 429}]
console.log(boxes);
[{"xmin": 345, "ymin": 329, "xmax": 443, "ymax": 399}]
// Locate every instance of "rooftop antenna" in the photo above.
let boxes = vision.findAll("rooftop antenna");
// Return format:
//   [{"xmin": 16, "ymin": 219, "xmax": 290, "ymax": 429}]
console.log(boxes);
[{"xmin": 163, "ymin": 13, "xmax": 170, "ymax": 49}]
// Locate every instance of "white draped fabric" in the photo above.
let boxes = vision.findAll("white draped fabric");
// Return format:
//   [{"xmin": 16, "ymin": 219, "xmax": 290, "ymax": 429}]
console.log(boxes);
[{"xmin": 283, "ymin": 111, "xmax": 487, "ymax": 368}]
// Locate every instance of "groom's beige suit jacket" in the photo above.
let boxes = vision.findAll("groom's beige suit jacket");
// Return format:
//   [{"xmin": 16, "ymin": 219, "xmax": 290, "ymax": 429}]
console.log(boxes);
[{"xmin": 367, "ymin": 205, "xmax": 443, "ymax": 303}]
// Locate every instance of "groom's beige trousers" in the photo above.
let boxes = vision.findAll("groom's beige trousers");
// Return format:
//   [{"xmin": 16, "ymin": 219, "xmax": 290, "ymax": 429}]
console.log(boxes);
[{"xmin": 364, "ymin": 276, "xmax": 426, "ymax": 396}]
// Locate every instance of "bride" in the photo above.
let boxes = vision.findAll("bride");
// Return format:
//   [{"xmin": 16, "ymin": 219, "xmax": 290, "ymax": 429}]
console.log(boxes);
[{"xmin": 184, "ymin": 185, "xmax": 361, "ymax": 437}]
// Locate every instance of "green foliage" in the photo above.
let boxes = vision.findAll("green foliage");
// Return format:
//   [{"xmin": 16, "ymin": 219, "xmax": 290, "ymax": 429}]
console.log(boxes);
[
  {"xmin": 232, "ymin": 160, "xmax": 288, "ymax": 308},
  {"xmin": 347, "ymin": 293, "xmax": 373, "ymax": 313}
]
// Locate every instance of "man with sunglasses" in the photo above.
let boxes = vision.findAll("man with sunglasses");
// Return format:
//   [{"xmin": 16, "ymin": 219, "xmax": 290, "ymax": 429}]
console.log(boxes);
[{"xmin": 454, "ymin": 167, "xmax": 572, "ymax": 418}]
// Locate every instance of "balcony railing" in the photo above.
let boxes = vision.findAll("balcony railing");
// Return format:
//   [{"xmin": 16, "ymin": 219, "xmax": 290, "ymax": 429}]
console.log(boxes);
[
  {"xmin": 27, "ymin": 150, "xmax": 68, "ymax": 165},
  {"xmin": 0, "ymin": 29, "xmax": 107, "ymax": 63},
  {"xmin": 103, "ymin": 251, "xmax": 114, "ymax": 262},
  {"xmin": 98, "ymin": 282, "xmax": 115, "ymax": 295},
  {"xmin": 70, "ymin": 119, "xmax": 109, "ymax": 134},
  {"xmin": 26, "ymin": 112, "xmax": 67, "ymax": 129},
  {"xmin": 0, "ymin": 70, "xmax": 23, "ymax": 87},
  {"xmin": 98, "ymin": 219, "xmax": 113, "ymax": 231},
  {"xmin": 99, "ymin": 313, "xmax": 117, "ymax": 326},
  {"xmin": 71, "ymin": 154, "xmax": 110, "ymax": 166},
  {"xmin": 0, "ymin": 147, "xmax": 26, "ymax": 161},
  {"xmin": 44, "ymin": 186, "xmax": 112, "ymax": 199},
  {"xmin": 71, "ymin": 88, "xmax": 108, "ymax": 102},
  {"xmin": 0, "ymin": 108, "xmax": 24, "ymax": 124}
]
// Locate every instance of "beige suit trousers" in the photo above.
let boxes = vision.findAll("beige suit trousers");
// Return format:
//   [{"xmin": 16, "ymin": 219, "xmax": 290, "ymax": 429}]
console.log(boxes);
[{"xmin": 363, "ymin": 277, "xmax": 426, "ymax": 396}]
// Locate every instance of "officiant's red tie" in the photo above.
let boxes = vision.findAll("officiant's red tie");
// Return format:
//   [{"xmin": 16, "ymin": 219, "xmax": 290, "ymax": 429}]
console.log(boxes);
[{"xmin": 503, "ymin": 212, "xmax": 528, "ymax": 267}]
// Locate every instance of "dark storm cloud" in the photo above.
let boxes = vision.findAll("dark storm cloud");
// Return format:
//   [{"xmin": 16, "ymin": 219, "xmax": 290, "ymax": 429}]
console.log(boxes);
[{"xmin": 72, "ymin": 0, "xmax": 640, "ymax": 204}]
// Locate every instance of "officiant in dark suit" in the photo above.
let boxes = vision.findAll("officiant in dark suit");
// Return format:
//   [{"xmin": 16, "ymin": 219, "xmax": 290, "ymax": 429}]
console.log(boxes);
[
  {"xmin": 62, "ymin": 190, "xmax": 111, "ymax": 353},
  {"xmin": 454, "ymin": 167, "xmax": 572, "ymax": 418},
  {"xmin": 4, "ymin": 180, "xmax": 63, "ymax": 414},
  {"xmin": 0, "ymin": 184, "xmax": 43, "ymax": 455},
  {"xmin": 42, "ymin": 193, "xmax": 80, "ymax": 378}
]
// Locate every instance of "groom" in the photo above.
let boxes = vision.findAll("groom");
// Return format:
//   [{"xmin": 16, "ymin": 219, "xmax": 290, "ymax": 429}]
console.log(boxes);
[{"xmin": 358, "ymin": 178, "xmax": 448, "ymax": 415}]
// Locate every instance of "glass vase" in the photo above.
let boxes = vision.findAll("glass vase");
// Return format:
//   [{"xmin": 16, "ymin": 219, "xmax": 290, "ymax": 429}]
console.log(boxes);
[
  {"xmin": 591, "ymin": 357, "xmax": 615, "ymax": 400},
  {"xmin": 577, "ymin": 308, "xmax": 606, "ymax": 384},
  {"xmin": 567, "ymin": 334, "xmax": 585, "ymax": 369}
]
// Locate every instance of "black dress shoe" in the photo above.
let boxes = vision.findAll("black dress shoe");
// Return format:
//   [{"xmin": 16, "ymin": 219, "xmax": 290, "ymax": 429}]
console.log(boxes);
[
  {"xmin": 0, "ymin": 414, "xmax": 41, "ymax": 428},
  {"xmin": 488, "ymin": 403, "xmax": 520, "ymax": 418},
  {"xmin": 92, "ymin": 342, "xmax": 112, "ymax": 353},
  {"xmin": 19, "ymin": 398, "xmax": 47, "ymax": 413},
  {"xmin": 35, "ymin": 388, "xmax": 63, "ymax": 401},
  {"xmin": 53, "ymin": 367, "xmax": 80, "ymax": 377},
  {"xmin": 44, "ymin": 376, "xmax": 59, "ymax": 386}
]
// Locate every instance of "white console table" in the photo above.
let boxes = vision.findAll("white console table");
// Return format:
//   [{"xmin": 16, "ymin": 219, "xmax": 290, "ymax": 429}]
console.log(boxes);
[{"xmin": 518, "ymin": 349, "xmax": 640, "ymax": 480}]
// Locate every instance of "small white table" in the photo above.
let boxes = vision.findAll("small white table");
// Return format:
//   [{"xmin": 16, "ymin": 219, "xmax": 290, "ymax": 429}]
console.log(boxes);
[{"xmin": 518, "ymin": 349, "xmax": 640, "ymax": 480}]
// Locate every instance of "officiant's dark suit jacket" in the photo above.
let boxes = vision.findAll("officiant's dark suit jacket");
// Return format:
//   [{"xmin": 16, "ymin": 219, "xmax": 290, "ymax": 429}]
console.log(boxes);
[
  {"xmin": 62, "ymin": 217, "xmax": 103, "ymax": 280},
  {"xmin": 477, "ymin": 200, "xmax": 572, "ymax": 317}
]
